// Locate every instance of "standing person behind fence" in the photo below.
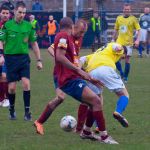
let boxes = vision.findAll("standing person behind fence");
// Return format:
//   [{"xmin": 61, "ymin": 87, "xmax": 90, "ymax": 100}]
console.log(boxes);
[
  {"xmin": 138, "ymin": 7, "xmax": 150, "ymax": 57},
  {"xmin": 47, "ymin": 15, "xmax": 59, "ymax": 45},
  {"xmin": 90, "ymin": 12, "xmax": 101, "ymax": 52},
  {"xmin": 32, "ymin": 0, "xmax": 43, "ymax": 11},
  {"xmin": 0, "ymin": 2, "xmax": 43, "ymax": 121},
  {"xmin": 113, "ymin": 3, "xmax": 140, "ymax": 83},
  {"xmin": 29, "ymin": 14, "xmax": 40, "ymax": 34},
  {"xmin": 101, "ymin": 14, "xmax": 108, "ymax": 46}
]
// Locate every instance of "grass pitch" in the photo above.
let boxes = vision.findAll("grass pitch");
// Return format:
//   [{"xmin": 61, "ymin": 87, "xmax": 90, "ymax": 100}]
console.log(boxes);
[{"xmin": 0, "ymin": 49, "xmax": 149, "ymax": 150}]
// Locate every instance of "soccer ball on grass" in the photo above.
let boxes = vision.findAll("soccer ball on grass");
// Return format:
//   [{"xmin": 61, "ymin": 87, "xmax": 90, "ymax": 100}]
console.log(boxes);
[{"xmin": 60, "ymin": 115, "xmax": 77, "ymax": 132}]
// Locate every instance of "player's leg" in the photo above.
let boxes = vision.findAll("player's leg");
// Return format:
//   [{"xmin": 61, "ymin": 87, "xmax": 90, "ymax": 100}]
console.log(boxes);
[
  {"xmin": 116, "ymin": 60, "xmax": 124, "ymax": 78},
  {"xmin": 1, "ymin": 64, "xmax": 9, "ymax": 107},
  {"xmin": 113, "ymin": 88, "xmax": 129, "ymax": 127},
  {"xmin": 80, "ymin": 86, "xmax": 118, "ymax": 144},
  {"xmin": 8, "ymin": 82, "xmax": 17, "ymax": 120},
  {"xmin": 124, "ymin": 46, "xmax": 133, "ymax": 83},
  {"xmin": 22, "ymin": 77, "xmax": 32, "ymax": 121}
]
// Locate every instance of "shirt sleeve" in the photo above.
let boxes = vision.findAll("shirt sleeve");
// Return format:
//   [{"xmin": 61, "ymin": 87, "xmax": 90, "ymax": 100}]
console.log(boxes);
[
  {"xmin": 0, "ymin": 24, "xmax": 6, "ymax": 42},
  {"xmin": 29, "ymin": 27, "xmax": 37, "ymax": 42},
  {"xmin": 57, "ymin": 37, "xmax": 68, "ymax": 50}
]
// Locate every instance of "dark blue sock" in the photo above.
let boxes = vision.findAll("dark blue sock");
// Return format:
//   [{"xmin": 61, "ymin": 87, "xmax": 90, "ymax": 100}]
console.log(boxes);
[
  {"xmin": 124, "ymin": 63, "xmax": 130, "ymax": 79},
  {"xmin": 8, "ymin": 93, "xmax": 15, "ymax": 110},
  {"xmin": 147, "ymin": 44, "xmax": 150, "ymax": 54},
  {"xmin": 116, "ymin": 61, "xmax": 124, "ymax": 77},
  {"xmin": 138, "ymin": 43, "xmax": 143, "ymax": 56},
  {"xmin": 115, "ymin": 96, "xmax": 129, "ymax": 114},
  {"xmin": 23, "ymin": 91, "xmax": 30, "ymax": 113}
]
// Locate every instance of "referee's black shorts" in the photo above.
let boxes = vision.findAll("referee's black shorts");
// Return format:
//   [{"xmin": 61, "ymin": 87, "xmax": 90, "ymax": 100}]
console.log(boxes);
[{"xmin": 5, "ymin": 54, "xmax": 30, "ymax": 82}]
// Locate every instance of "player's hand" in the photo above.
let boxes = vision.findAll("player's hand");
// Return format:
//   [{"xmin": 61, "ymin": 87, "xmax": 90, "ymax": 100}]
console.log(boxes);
[
  {"xmin": 134, "ymin": 40, "xmax": 139, "ymax": 47},
  {"xmin": 90, "ymin": 78, "xmax": 104, "ymax": 88},
  {"xmin": 76, "ymin": 68, "xmax": 92, "ymax": 81},
  {"xmin": 0, "ymin": 55, "xmax": 4, "ymax": 66},
  {"xmin": 36, "ymin": 61, "xmax": 43, "ymax": 70}
]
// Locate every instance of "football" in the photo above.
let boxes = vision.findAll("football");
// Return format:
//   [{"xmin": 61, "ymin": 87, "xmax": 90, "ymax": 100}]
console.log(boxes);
[{"xmin": 60, "ymin": 115, "xmax": 77, "ymax": 132}]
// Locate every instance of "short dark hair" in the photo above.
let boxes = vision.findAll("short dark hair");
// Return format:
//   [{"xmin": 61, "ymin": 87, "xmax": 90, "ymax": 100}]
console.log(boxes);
[
  {"xmin": 59, "ymin": 17, "xmax": 73, "ymax": 30},
  {"xmin": 0, "ymin": 5, "xmax": 10, "ymax": 13},
  {"xmin": 15, "ymin": 1, "xmax": 26, "ymax": 9}
]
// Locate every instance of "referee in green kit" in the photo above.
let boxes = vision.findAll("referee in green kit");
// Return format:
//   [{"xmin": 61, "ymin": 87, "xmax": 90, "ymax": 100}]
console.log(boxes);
[{"xmin": 0, "ymin": 2, "xmax": 43, "ymax": 121}]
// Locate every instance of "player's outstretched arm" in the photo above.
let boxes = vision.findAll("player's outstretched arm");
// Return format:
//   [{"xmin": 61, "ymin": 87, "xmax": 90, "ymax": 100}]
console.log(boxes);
[
  {"xmin": 31, "ymin": 41, "xmax": 43, "ymax": 70},
  {"xmin": 0, "ymin": 41, "xmax": 4, "ymax": 66}
]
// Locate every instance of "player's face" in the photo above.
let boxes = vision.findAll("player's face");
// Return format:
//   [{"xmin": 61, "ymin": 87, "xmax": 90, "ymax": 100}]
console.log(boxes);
[
  {"xmin": 0, "ymin": 9, "xmax": 10, "ymax": 22},
  {"xmin": 72, "ymin": 24, "xmax": 87, "ymax": 39},
  {"xmin": 144, "ymin": 8, "xmax": 150, "ymax": 14},
  {"xmin": 123, "ymin": 6, "xmax": 131, "ymax": 17},
  {"xmin": 14, "ymin": 7, "xmax": 26, "ymax": 22}
]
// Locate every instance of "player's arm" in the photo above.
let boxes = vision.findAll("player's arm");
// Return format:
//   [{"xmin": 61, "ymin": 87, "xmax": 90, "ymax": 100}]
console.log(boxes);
[
  {"xmin": 0, "ymin": 26, "xmax": 6, "ymax": 65},
  {"xmin": 134, "ymin": 17, "xmax": 141, "ymax": 47},
  {"xmin": 0, "ymin": 41, "xmax": 4, "ymax": 65},
  {"xmin": 47, "ymin": 44, "xmax": 54, "ymax": 57},
  {"xmin": 134, "ymin": 29, "xmax": 140, "ymax": 47},
  {"xmin": 56, "ymin": 47, "xmax": 92, "ymax": 81},
  {"xmin": 29, "ymin": 27, "xmax": 43, "ymax": 70},
  {"xmin": 112, "ymin": 17, "xmax": 119, "ymax": 41},
  {"xmin": 31, "ymin": 41, "xmax": 43, "ymax": 70}
]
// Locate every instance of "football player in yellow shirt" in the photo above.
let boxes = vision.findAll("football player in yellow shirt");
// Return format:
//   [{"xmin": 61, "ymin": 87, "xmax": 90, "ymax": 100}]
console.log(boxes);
[
  {"xmin": 113, "ymin": 3, "xmax": 140, "ymax": 83},
  {"xmin": 79, "ymin": 42, "xmax": 129, "ymax": 129}
]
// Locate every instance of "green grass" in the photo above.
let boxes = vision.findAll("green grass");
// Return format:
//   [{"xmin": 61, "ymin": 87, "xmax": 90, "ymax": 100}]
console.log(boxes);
[{"xmin": 0, "ymin": 49, "xmax": 150, "ymax": 150}]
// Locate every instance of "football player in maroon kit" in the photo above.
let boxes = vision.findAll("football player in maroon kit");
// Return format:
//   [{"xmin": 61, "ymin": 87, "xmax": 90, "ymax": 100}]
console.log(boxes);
[
  {"xmin": 0, "ymin": 5, "xmax": 10, "ymax": 107},
  {"xmin": 34, "ymin": 17, "xmax": 118, "ymax": 144}
]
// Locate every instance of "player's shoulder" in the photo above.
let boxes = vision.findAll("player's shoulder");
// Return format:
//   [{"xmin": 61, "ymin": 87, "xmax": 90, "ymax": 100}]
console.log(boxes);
[
  {"xmin": 129, "ymin": 15, "xmax": 138, "ymax": 20},
  {"xmin": 55, "ymin": 31, "xmax": 69, "ymax": 40},
  {"xmin": 116, "ymin": 15, "xmax": 123, "ymax": 20}
]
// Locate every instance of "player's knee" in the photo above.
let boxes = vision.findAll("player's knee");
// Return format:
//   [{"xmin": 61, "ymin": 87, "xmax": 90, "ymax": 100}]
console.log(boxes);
[
  {"xmin": 57, "ymin": 93, "xmax": 65, "ymax": 102},
  {"xmin": 8, "ymin": 87, "xmax": 16, "ymax": 94},
  {"xmin": 91, "ymin": 95, "xmax": 103, "ymax": 110}
]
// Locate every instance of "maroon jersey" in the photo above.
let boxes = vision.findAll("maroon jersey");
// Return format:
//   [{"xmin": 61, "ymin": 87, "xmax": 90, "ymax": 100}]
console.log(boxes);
[
  {"xmin": 54, "ymin": 31, "xmax": 82, "ymax": 87},
  {"xmin": 0, "ymin": 20, "xmax": 6, "ymax": 28}
]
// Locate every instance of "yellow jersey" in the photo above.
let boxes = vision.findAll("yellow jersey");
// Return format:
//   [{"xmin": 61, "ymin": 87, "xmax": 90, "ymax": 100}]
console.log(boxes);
[
  {"xmin": 115, "ymin": 15, "xmax": 140, "ymax": 46},
  {"xmin": 82, "ymin": 43, "xmax": 124, "ymax": 72}
]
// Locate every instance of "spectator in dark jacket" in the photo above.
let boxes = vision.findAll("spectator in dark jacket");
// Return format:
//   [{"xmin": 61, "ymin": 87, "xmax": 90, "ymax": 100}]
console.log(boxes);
[
  {"xmin": 101, "ymin": 14, "xmax": 108, "ymax": 45},
  {"xmin": 32, "ymin": 0, "xmax": 43, "ymax": 11}
]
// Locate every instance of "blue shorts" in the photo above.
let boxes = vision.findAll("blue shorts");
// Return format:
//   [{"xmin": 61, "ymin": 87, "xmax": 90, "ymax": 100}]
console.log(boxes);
[
  {"xmin": 5, "ymin": 54, "xmax": 30, "ymax": 82},
  {"xmin": 2, "ymin": 63, "xmax": 7, "ymax": 73},
  {"xmin": 60, "ymin": 78, "xmax": 87, "ymax": 101},
  {"xmin": 53, "ymin": 76, "xmax": 58, "ymax": 89}
]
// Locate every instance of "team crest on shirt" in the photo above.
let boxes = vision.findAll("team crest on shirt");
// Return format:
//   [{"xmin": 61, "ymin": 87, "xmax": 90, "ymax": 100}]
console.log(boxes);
[{"xmin": 120, "ymin": 25, "xmax": 127, "ymax": 33}]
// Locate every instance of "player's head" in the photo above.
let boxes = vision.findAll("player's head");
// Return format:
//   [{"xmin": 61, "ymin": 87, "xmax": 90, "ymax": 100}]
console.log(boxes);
[
  {"xmin": 59, "ymin": 17, "xmax": 73, "ymax": 34},
  {"xmin": 144, "ymin": 7, "xmax": 150, "ymax": 14},
  {"xmin": 72, "ymin": 19, "xmax": 88, "ymax": 39},
  {"xmin": 123, "ymin": 3, "xmax": 131, "ymax": 17},
  {"xmin": 49, "ymin": 15, "xmax": 53, "ymax": 21},
  {"xmin": 93, "ymin": 12, "xmax": 99, "ymax": 18},
  {"xmin": 0, "ymin": 5, "xmax": 10, "ymax": 22},
  {"xmin": 29, "ymin": 14, "xmax": 35, "ymax": 21},
  {"xmin": 14, "ymin": 1, "xmax": 26, "ymax": 22}
]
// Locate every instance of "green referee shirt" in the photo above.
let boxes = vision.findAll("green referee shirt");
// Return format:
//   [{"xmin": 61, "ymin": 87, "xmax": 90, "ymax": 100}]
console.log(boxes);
[{"xmin": 0, "ymin": 19, "xmax": 37, "ymax": 54}]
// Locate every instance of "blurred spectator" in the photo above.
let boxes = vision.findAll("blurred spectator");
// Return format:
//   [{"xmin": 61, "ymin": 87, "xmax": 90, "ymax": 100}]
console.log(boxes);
[
  {"xmin": 29, "ymin": 14, "xmax": 40, "ymax": 34},
  {"xmin": 89, "ymin": 12, "xmax": 101, "ymax": 52},
  {"xmin": 1, "ymin": 0, "xmax": 14, "ymax": 11},
  {"xmin": 32, "ymin": 0, "xmax": 43, "ymax": 11},
  {"xmin": 101, "ymin": 14, "xmax": 108, "ymax": 45},
  {"xmin": 138, "ymin": 7, "xmax": 150, "ymax": 57},
  {"xmin": 47, "ymin": 15, "xmax": 59, "ymax": 45}
]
